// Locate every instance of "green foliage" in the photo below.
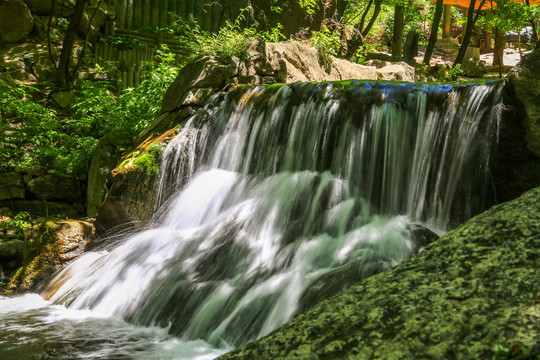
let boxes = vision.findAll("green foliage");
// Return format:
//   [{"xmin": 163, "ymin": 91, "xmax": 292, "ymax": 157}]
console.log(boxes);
[
  {"xmin": 477, "ymin": 0, "xmax": 538, "ymax": 34},
  {"xmin": 3, "ymin": 212, "xmax": 32, "ymax": 232},
  {"xmin": 260, "ymin": 23, "xmax": 287, "ymax": 42},
  {"xmin": 118, "ymin": 142, "xmax": 165, "ymax": 177},
  {"xmin": 269, "ymin": 0, "xmax": 282, "ymax": 14},
  {"xmin": 72, "ymin": 48, "xmax": 178, "ymax": 151},
  {"xmin": 102, "ymin": 35, "xmax": 145, "ymax": 49},
  {"xmin": 299, "ymin": 0, "xmax": 317, "ymax": 15},
  {"xmin": 350, "ymin": 45, "xmax": 368, "ymax": 64},
  {"xmin": 0, "ymin": 48, "xmax": 177, "ymax": 175},
  {"xmin": 311, "ymin": 25, "xmax": 341, "ymax": 62},
  {"xmin": 0, "ymin": 84, "xmax": 95, "ymax": 174},
  {"xmin": 169, "ymin": 8, "xmax": 258, "ymax": 61},
  {"xmin": 416, "ymin": 63, "xmax": 463, "ymax": 82},
  {"xmin": 491, "ymin": 343, "xmax": 533, "ymax": 359}
]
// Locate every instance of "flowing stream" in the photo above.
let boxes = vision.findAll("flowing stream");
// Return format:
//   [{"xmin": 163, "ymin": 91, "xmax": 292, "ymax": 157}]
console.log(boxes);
[{"xmin": 0, "ymin": 81, "xmax": 502, "ymax": 359}]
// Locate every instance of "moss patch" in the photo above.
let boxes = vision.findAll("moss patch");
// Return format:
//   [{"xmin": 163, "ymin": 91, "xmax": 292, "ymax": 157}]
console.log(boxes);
[{"xmin": 118, "ymin": 142, "xmax": 166, "ymax": 177}]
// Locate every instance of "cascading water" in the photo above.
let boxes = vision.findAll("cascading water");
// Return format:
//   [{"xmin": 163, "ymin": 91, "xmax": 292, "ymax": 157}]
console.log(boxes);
[{"xmin": 0, "ymin": 80, "xmax": 502, "ymax": 359}]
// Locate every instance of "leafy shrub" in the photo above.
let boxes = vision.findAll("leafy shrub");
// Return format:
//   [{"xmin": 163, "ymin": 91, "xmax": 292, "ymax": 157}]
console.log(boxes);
[
  {"xmin": 0, "ymin": 84, "xmax": 94, "ymax": 173},
  {"xmin": 311, "ymin": 25, "xmax": 341, "ymax": 63},
  {"xmin": 169, "ymin": 8, "xmax": 258, "ymax": 61},
  {"xmin": 0, "ymin": 48, "xmax": 178, "ymax": 175},
  {"xmin": 3, "ymin": 211, "xmax": 32, "ymax": 232},
  {"xmin": 73, "ymin": 48, "xmax": 179, "ymax": 151}
]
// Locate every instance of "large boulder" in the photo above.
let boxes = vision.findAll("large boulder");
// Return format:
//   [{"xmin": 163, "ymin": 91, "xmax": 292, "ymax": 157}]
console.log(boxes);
[
  {"xmin": 506, "ymin": 46, "xmax": 540, "ymax": 158},
  {"xmin": 265, "ymin": 42, "xmax": 377, "ymax": 83},
  {"xmin": 494, "ymin": 46, "xmax": 540, "ymax": 202},
  {"xmin": 3, "ymin": 219, "xmax": 94, "ymax": 292},
  {"xmin": 95, "ymin": 140, "xmax": 169, "ymax": 234},
  {"xmin": 160, "ymin": 56, "xmax": 240, "ymax": 113},
  {"xmin": 160, "ymin": 41, "xmax": 379, "ymax": 116},
  {"xmin": 23, "ymin": 0, "xmax": 51, "ymax": 15},
  {"xmin": 0, "ymin": 0, "xmax": 34, "ymax": 43},
  {"xmin": 219, "ymin": 186, "xmax": 540, "ymax": 359},
  {"xmin": 376, "ymin": 62, "xmax": 415, "ymax": 82}
]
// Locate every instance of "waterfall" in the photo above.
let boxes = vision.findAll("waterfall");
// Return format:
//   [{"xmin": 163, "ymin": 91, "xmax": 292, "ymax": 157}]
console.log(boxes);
[{"xmin": 4, "ymin": 81, "xmax": 502, "ymax": 359}]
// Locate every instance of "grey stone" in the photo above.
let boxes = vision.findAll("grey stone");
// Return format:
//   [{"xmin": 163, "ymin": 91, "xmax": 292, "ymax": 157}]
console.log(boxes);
[
  {"xmin": 265, "ymin": 42, "xmax": 378, "ymax": 83},
  {"xmin": 377, "ymin": 62, "xmax": 416, "ymax": 82},
  {"xmin": 160, "ymin": 57, "xmax": 238, "ymax": 114},
  {"xmin": 87, "ymin": 134, "xmax": 117, "ymax": 217},
  {"xmin": 462, "ymin": 58, "xmax": 488, "ymax": 78}
]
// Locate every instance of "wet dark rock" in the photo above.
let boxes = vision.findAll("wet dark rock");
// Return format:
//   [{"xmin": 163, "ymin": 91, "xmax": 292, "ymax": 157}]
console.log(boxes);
[
  {"xmin": 407, "ymin": 224, "xmax": 440, "ymax": 253},
  {"xmin": 95, "ymin": 144, "xmax": 165, "ymax": 234},
  {"xmin": 296, "ymin": 255, "xmax": 392, "ymax": 317},
  {"xmin": 505, "ymin": 45, "xmax": 540, "ymax": 158},
  {"xmin": 219, "ymin": 186, "xmax": 540, "ymax": 359}
]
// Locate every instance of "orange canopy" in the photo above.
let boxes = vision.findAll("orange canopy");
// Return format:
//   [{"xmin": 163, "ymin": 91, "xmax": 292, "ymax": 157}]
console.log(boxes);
[{"xmin": 434, "ymin": 0, "xmax": 540, "ymax": 10}]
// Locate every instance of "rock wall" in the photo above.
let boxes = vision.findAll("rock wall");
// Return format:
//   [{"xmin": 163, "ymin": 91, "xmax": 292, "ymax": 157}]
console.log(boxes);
[
  {"xmin": 219, "ymin": 186, "xmax": 540, "ymax": 359},
  {"xmin": 0, "ymin": 167, "xmax": 86, "ymax": 218}
]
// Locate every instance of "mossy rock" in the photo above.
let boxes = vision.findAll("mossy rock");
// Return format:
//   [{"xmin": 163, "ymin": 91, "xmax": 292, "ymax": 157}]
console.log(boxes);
[
  {"xmin": 118, "ymin": 142, "xmax": 166, "ymax": 178},
  {"xmin": 219, "ymin": 187, "xmax": 540, "ymax": 360},
  {"xmin": 95, "ymin": 141, "xmax": 168, "ymax": 234},
  {"xmin": 5, "ymin": 219, "xmax": 94, "ymax": 292}
]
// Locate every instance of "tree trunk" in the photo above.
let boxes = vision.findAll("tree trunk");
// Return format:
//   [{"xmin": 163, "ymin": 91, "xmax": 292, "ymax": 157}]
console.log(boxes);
[
  {"xmin": 493, "ymin": 28, "xmax": 504, "ymax": 78},
  {"xmin": 525, "ymin": 0, "xmax": 538, "ymax": 44},
  {"xmin": 56, "ymin": 0, "xmax": 88, "ymax": 88},
  {"xmin": 336, "ymin": 0, "xmax": 347, "ymax": 20},
  {"xmin": 453, "ymin": 0, "xmax": 486, "ymax": 67},
  {"xmin": 392, "ymin": 5, "xmax": 404, "ymax": 60},
  {"xmin": 518, "ymin": 31, "xmax": 522, "ymax": 59},
  {"xmin": 345, "ymin": 0, "xmax": 375, "ymax": 58},
  {"xmin": 424, "ymin": 0, "xmax": 444, "ymax": 65},
  {"xmin": 442, "ymin": 4, "xmax": 451, "ymax": 38},
  {"xmin": 361, "ymin": 0, "xmax": 383, "ymax": 38},
  {"xmin": 358, "ymin": 0, "xmax": 373, "ymax": 31}
]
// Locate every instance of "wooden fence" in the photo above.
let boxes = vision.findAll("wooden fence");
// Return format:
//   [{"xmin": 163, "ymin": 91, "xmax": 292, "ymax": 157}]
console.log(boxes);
[
  {"xmin": 94, "ymin": 22, "xmax": 193, "ymax": 88},
  {"xmin": 94, "ymin": 0, "xmax": 248, "ymax": 89},
  {"xmin": 115, "ymin": 0, "xmax": 247, "ymax": 32}
]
